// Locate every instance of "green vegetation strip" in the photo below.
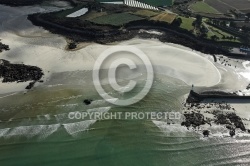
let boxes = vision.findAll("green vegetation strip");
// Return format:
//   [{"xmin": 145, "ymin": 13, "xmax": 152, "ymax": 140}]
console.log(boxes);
[
  {"xmin": 90, "ymin": 13, "xmax": 144, "ymax": 26},
  {"xmin": 190, "ymin": 1, "xmax": 220, "ymax": 14}
]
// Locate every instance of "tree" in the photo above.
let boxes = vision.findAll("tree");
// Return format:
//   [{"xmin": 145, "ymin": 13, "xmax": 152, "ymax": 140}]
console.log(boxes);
[
  {"xmin": 195, "ymin": 14, "xmax": 202, "ymax": 26},
  {"xmin": 200, "ymin": 33, "xmax": 207, "ymax": 38},
  {"xmin": 192, "ymin": 14, "xmax": 203, "ymax": 29},
  {"xmin": 211, "ymin": 35, "xmax": 219, "ymax": 41},
  {"xmin": 230, "ymin": 21, "xmax": 237, "ymax": 28},
  {"xmin": 220, "ymin": 21, "xmax": 227, "ymax": 26},
  {"xmin": 245, "ymin": 17, "xmax": 250, "ymax": 23},
  {"xmin": 172, "ymin": 18, "xmax": 182, "ymax": 27},
  {"xmin": 242, "ymin": 25, "xmax": 249, "ymax": 33}
]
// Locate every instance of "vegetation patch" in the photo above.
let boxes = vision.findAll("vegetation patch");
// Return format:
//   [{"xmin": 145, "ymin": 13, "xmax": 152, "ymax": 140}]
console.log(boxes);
[
  {"xmin": 150, "ymin": 12, "xmax": 177, "ymax": 24},
  {"xmin": 132, "ymin": 10, "xmax": 159, "ymax": 18},
  {"xmin": 190, "ymin": 1, "xmax": 220, "ymax": 14},
  {"xmin": 80, "ymin": 11, "xmax": 108, "ymax": 21},
  {"xmin": 89, "ymin": 13, "xmax": 144, "ymax": 26},
  {"xmin": 178, "ymin": 16, "xmax": 195, "ymax": 31},
  {"xmin": 206, "ymin": 25, "xmax": 240, "ymax": 42}
]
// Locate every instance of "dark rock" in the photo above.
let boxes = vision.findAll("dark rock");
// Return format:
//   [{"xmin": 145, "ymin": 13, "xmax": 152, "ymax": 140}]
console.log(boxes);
[
  {"xmin": 181, "ymin": 112, "xmax": 206, "ymax": 128},
  {"xmin": 229, "ymin": 129, "xmax": 235, "ymax": 137},
  {"xmin": 0, "ymin": 40, "xmax": 9, "ymax": 52},
  {"xmin": 215, "ymin": 114, "xmax": 231, "ymax": 125},
  {"xmin": 0, "ymin": 59, "xmax": 44, "ymax": 83},
  {"xmin": 68, "ymin": 42, "xmax": 77, "ymax": 50},
  {"xmin": 25, "ymin": 81, "xmax": 36, "ymax": 90},
  {"xmin": 203, "ymin": 130, "xmax": 209, "ymax": 137},
  {"xmin": 83, "ymin": 99, "xmax": 93, "ymax": 105}
]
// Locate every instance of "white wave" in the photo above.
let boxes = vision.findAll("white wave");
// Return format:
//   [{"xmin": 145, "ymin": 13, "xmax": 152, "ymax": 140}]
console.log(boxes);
[
  {"xmin": 44, "ymin": 114, "xmax": 51, "ymax": 120},
  {"xmin": 54, "ymin": 113, "xmax": 67, "ymax": 121},
  {"xmin": 63, "ymin": 120, "xmax": 96, "ymax": 137},
  {"xmin": 0, "ymin": 128, "xmax": 10, "ymax": 137},
  {"xmin": 1, "ymin": 124, "xmax": 60, "ymax": 139},
  {"xmin": 56, "ymin": 103, "xmax": 79, "ymax": 107},
  {"xmin": 139, "ymin": 29, "xmax": 163, "ymax": 35},
  {"xmin": 153, "ymin": 120, "xmax": 192, "ymax": 136},
  {"xmin": 87, "ymin": 107, "xmax": 111, "ymax": 113}
]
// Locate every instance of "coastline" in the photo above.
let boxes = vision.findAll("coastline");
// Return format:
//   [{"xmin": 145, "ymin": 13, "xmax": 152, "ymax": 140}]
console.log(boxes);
[{"xmin": 27, "ymin": 13, "xmax": 249, "ymax": 60}]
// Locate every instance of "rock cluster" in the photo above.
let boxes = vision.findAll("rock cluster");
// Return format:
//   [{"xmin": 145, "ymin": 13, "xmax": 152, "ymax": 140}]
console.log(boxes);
[
  {"xmin": 83, "ymin": 99, "xmax": 93, "ymax": 105},
  {"xmin": 0, "ymin": 59, "xmax": 44, "ymax": 89},
  {"xmin": 0, "ymin": 41, "xmax": 9, "ymax": 52},
  {"xmin": 182, "ymin": 101, "xmax": 248, "ymax": 137},
  {"xmin": 181, "ymin": 112, "xmax": 206, "ymax": 128}
]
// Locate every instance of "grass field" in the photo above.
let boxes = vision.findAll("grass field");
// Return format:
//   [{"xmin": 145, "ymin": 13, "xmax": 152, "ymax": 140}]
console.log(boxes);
[
  {"xmin": 190, "ymin": 1, "xmax": 220, "ymax": 14},
  {"xmin": 178, "ymin": 16, "xmax": 194, "ymax": 31},
  {"xmin": 89, "ymin": 13, "xmax": 144, "ymax": 26},
  {"xmin": 206, "ymin": 24, "xmax": 240, "ymax": 42},
  {"xmin": 150, "ymin": 12, "xmax": 177, "ymax": 24},
  {"xmin": 132, "ymin": 10, "xmax": 159, "ymax": 18},
  {"xmin": 79, "ymin": 11, "xmax": 108, "ymax": 21},
  {"xmin": 206, "ymin": 0, "xmax": 250, "ymax": 13}
]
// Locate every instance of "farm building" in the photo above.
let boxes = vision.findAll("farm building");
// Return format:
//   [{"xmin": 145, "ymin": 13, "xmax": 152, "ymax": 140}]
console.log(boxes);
[{"xmin": 97, "ymin": 0, "xmax": 174, "ymax": 7}]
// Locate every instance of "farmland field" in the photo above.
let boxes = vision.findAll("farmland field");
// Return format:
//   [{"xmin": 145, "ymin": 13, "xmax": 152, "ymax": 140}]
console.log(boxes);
[
  {"xmin": 132, "ymin": 10, "xmax": 159, "ymax": 18},
  {"xmin": 89, "ymin": 13, "xmax": 144, "ymax": 26},
  {"xmin": 205, "ymin": 0, "xmax": 250, "ymax": 13},
  {"xmin": 150, "ymin": 12, "xmax": 177, "ymax": 24},
  {"xmin": 190, "ymin": 1, "xmax": 220, "ymax": 14}
]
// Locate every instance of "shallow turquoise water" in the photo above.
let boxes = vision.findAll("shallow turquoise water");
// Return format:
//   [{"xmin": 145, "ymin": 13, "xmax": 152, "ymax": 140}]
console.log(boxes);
[{"xmin": 0, "ymin": 73, "xmax": 250, "ymax": 166}]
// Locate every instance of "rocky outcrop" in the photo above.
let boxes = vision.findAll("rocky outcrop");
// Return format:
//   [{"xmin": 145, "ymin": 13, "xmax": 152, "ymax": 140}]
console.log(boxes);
[
  {"xmin": 0, "ymin": 41, "xmax": 9, "ymax": 53},
  {"xmin": 83, "ymin": 99, "xmax": 93, "ymax": 105},
  {"xmin": 0, "ymin": 59, "xmax": 44, "ymax": 89},
  {"xmin": 181, "ymin": 112, "xmax": 206, "ymax": 128},
  {"xmin": 182, "ymin": 101, "xmax": 247, "ymax": 137}
]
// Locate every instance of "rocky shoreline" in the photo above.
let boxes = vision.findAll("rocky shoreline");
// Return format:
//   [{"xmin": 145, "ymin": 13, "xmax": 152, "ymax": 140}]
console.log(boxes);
[
  {"xmin": 27, "ymin": 13, "xmax": 248, "ymax": 59},
  {"xmin": 182, "ymin": 101, "xmax": 249, "ymax": 137}
]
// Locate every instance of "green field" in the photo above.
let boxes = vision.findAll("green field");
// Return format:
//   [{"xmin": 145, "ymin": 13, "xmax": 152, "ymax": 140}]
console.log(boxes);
[
  {"xmin": 178, "ymin": 16, "xmax": 195, "ymax": 31},
  {"xmin": 190, "ymin": 1, "xmax": 220, "ymax": 14},
  {"xmin": 90, "ymin": 13, "xmax": 144, "ymax": 26},
  {"xmin": 150, "ymin": 12, "xmax": 177, "ymax": 24},
  {"xmin": 206, "ymin": 24, "xmax": 240, "ymax": 42},
  {"xmin": 132, "ymin": 10, "xmax": 159, "ymax": 18}
]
